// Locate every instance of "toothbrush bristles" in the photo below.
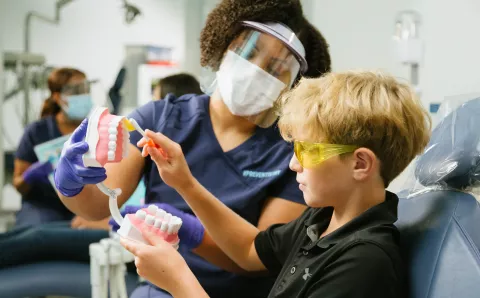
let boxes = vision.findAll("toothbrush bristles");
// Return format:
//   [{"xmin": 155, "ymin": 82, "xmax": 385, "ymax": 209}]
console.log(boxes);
[{"xmin": 129, "ymin": 118, "xmax": 146, "ymax": 137}]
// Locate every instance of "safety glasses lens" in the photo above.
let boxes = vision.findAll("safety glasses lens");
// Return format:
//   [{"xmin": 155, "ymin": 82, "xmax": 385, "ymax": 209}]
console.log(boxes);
[{"xmin": 294, "ymin": 141, "xmax": 358, "ymax": 168}]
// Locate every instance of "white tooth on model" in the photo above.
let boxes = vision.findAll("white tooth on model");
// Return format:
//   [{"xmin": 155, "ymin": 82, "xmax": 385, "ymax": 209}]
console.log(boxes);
[
  {"xmin": 147, "ymin": 205, "xmax": 158, "ymax": 214},
  {"xmin": 110, "ymin": 117, "xmax": 120, "ymax": 127},
  {"xmin": 160, "ymin": 221, "xmax": 168, "ymax": 232},
  {"xmin": 167, "ymin": 217, "xmax": 177, "ymax": 234},
  {"xmin": 145, "ymin": 215, "xmax": 155, "ymax": 226},
  {"xmin": 168, "ymin": 217, "xmax": 179, "ymax": 234},
  {"xmin": 107, "ymin": 151, "xmax": 115, "ymax": 161},
  {"xmin": 108, "ymin": 127, "xmax": 118, "ymax": 134},
  {"xmin": 154, "ymin": 218, "xmax": 162, "ymax": 228},
  {"xmin": 175, "ymin": 218, "xmax": 183, "ymax": 233},
  {"xmin": 156, "ymin": 209, "xmax": 166, "ymax": 220},
  {"xmin": 167, "ymin": 222, "xmax": 174, "ymax": 234},
  {"xmin": 174, "ymin": 218, "xmax": 182, "ymax": 233},
  {"xmin": 135, "ymin": 210, "xmax": 146, "ymax": 220},
  {"xmin": 164, "ymin": 213, "xmax": 172, "ymax": 224},
  {"xmin": 108, "ymin": 141, "xmax": 117, "ymax": 150},
  {"xmin": 122, "ymin": 128, "xmax": 129, "ymax": 158},
  {"xmin": 109, "ymin": 126, "xmax": 118, "ymax": 134}
]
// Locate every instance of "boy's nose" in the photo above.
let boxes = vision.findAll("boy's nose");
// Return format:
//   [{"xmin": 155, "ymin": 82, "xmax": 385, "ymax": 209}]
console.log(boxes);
[{"xmin": 289, "ymin": 153, "xmax": 303, "ymax": 173}]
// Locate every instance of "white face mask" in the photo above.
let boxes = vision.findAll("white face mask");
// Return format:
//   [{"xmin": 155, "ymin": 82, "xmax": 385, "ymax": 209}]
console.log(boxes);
[{"xmin": 216, "ymin": 51, "xmax": 286, "ymax": 117}]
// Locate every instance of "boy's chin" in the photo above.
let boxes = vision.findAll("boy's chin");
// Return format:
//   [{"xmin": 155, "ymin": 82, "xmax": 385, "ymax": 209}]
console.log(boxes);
[{"xmin": 303, "ymin": 193, "xmax": 326, "ymax": 208}]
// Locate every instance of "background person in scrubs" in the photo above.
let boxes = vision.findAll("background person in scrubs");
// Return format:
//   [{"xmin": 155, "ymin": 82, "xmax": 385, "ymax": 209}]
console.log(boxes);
[
  {"xmin": 13, "ymin": 67, "xmax": 94, "ymax": 227},
  {"xmin": 54, "ymin": 0, "xmax": 331, "ymax": 297},
  {"xmin": 152, "ymin": 73, "xmax": 202, "ymax": 100}
]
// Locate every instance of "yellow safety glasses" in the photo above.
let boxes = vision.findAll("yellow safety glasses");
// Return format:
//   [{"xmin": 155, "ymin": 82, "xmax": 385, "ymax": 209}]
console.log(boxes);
[{"xmin": 294, "ymin": 141, "xmax": 358, "ymax": 169}]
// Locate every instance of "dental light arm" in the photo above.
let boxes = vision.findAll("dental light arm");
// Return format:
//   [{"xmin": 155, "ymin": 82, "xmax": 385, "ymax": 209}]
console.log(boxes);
[
  {"xmin": 24, "ymin": 0, "xmax": 141, "ymax": 52},
  {"xmin": 24, "ymin": 0, "xmax": 74, "ymax": 52}
]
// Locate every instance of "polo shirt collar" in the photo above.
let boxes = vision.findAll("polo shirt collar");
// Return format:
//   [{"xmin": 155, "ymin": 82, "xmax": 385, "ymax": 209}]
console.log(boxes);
[{"xmin": 304, "ymin": 191, "xmax": 399, "ymax": 249}]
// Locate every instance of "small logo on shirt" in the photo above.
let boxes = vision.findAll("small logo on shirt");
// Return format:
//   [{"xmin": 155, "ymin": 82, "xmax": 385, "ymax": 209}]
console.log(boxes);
[
  {"xmin": 243, "ymin": 170, "xmax": 281, "ymax": 178},
  {"xmin": 303, "ymin": 268, "xmax": 312, "ymax": 281}
]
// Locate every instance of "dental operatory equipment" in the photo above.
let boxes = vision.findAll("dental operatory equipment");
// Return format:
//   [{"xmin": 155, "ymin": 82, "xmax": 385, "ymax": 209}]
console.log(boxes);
[
  {"xmin": 83, "ymin": 107, "xmax": 181, "ymax": 246},
  {"xmin": 393, "ymin": 10, "xmax": 423, "ymax": 94},
  {"xmin": 123, "ymin": 0, "xmax": 142, "ymax": 24}
]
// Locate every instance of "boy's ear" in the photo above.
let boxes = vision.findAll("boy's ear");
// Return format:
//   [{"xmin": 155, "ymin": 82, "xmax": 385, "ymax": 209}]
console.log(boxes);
[{"xmin": 352, "ymin": 148, "xmax": 378, "ymax": 182}]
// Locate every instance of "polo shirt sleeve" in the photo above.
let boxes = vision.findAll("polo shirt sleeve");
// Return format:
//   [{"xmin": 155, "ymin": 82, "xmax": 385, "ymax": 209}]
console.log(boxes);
[
  {"xmin": 15, "ymin": 123, "xmax": 39, "ymax": 163},
  {"xmin": 127, "ymin": 99, "xmax": 168, "ymax": 152},
  {"xmin": 254, "ymin": 209, "xmax": 310, "ymax": 275},
  {"xmin": 305, "ymin": 242, "xmax": 402, "ymax": 298}
]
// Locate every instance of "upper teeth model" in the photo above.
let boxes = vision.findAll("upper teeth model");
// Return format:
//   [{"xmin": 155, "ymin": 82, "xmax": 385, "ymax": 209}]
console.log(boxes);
[{"xmin": 83, "ymin": 107, "xmax": 131, "ymax": 167}]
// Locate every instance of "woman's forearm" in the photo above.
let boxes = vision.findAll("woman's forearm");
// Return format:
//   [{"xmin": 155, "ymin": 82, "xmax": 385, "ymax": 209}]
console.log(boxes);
[
  {"xmin": 193, "ymin": 232, "xmax": 251, "ymax": 275},
  {"xmin": 13, "ymin": 176, "xmax": 30, "ymax": 196},
  {"xmin": 178, "ymin": 179, "xmax": 264, "ymax": 272},
  {"xmin": 58, "ymin": 184, "xmax": 114, "ymax": 220}
]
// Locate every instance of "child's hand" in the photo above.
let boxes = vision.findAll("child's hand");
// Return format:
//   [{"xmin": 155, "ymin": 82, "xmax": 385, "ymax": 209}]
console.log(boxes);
[
  {"xmin": 120, "ymin": 231, "xmax": 191, "ymax": 294},
  {"xmin": 137, "ymin": 130, "xmax": 194, "ymax": 191}
]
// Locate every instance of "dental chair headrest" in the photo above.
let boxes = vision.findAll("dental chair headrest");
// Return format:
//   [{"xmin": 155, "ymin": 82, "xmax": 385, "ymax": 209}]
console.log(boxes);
[{"xmin": 415, "ymin": 97, "xmax": 480, "ymax": 189}]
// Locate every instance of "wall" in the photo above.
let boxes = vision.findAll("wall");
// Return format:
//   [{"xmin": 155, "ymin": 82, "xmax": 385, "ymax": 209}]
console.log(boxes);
[
  {"xmin": 415, "ymin": 0, "xmax": 480, "ymax": 107},
  {"xmin": 0, "ymin": 0, "xmax": 186, "ymax": 150},
  {"xmin": 308, "ymin": 0, "xmax": 414, "ymax": 80},
  {"xmin": 308, "ymin": 0, "xmax": 479, "ymax": 104},
  {"xmin": 308, "ymin": 0, "xmax": 480, "ymax": 192}
]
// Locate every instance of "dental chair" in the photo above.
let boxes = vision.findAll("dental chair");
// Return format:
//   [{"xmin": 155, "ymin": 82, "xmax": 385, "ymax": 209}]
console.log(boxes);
[{"xmin": 395, "ymin": 97, "xmax": 480, "ymax": 298}]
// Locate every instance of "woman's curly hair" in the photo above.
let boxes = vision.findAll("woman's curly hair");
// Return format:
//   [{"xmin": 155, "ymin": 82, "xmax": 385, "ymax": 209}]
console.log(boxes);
[{"xmin": 200, "ymin": 0, "xmax": 331, "ymax": 80}]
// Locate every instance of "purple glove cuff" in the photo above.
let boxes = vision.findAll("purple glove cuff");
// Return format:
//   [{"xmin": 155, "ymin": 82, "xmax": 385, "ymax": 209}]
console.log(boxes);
[{"xmin": 180, "ymin": 213, "xmax": 205, "ymax": 249}]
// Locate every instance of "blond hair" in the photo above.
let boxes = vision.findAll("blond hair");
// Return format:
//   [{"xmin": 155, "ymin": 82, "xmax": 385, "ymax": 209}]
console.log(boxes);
[{"xmin": 278, "ymin": 70, "xmax": 432, "ymax": 186}]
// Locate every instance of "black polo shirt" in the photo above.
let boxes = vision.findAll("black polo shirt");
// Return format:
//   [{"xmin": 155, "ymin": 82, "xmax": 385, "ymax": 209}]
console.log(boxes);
[{"xmin": 254, "ymin": 191, "xmax": 405, "ymax": 298}]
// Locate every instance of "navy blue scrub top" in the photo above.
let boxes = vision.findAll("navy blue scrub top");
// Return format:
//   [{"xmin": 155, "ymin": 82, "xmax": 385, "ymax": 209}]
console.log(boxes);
[
  {"xmin": 128, "ymin": 94, "xmax": 305, "ymax": 298},
  {"xmin": 15, "ymin": 116, "xmax": 73, "ymax": 216}
]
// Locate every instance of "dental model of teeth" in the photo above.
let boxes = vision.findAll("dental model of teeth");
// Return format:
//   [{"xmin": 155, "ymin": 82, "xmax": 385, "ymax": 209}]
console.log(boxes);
[
  {"xmin": 117, "ymin": 205, "xmax": 182, "ymax": 248},
  {"xmin": 83, "ymin": 107, "xmax": 131, "ymax": 167},
  {"xmin": 82, "ymin": 107, "xmax": 178, "ymax": 246}
]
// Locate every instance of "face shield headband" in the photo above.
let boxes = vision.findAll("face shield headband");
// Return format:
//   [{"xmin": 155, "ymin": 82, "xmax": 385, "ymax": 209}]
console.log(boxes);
[{"xmin": 216, "ymin": 24, "xmax": 307, "ymax": 128}]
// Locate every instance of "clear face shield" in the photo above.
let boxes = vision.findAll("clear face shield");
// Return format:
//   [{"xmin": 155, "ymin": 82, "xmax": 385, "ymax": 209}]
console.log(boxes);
[{"xmin": 215, "ymin": 23, "xmax": 306, "ymax": 128}]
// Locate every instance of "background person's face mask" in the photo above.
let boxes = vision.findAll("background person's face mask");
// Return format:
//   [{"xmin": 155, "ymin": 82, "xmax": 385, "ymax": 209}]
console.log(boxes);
[
  {"xmin": 216, "ymin": 50, "xmax": 286, "ymax": 117},
  {"xmin": 61, "ymin": 94, "xmax": 93, "ymax": 120}
]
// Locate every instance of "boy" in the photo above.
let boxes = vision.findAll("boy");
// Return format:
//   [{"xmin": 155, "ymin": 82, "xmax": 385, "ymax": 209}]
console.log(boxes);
[{"xmin": 120, "ymin": 70, "xmax": 431, "ymax": 298}]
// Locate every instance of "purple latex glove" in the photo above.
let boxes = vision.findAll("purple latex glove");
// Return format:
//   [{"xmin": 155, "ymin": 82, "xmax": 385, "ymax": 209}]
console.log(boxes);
[
  {"xmin": 109, "ymin": 203, "xmax": 205, "ymax": 249},
  {"xmin": 54, "ymin": 118, "xmax": 107, "ymax": 197},
  {"xmin": 23, "ymin": 161, "xmax": 53, "ymax": 184}
]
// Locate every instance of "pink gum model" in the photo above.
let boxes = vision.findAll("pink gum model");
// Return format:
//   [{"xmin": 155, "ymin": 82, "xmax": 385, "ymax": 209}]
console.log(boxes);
[
  {"xmin": 83, "ymin": 107, "xmax": 130, "ymax": 167},
  {"xmin": 117, "ymin": 205, "xmax": 182, "ymax": 248}
]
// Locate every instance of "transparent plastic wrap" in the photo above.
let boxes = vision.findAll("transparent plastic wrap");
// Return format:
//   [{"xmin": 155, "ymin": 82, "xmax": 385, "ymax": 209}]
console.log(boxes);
[{"xmin": 403, "ymin": 95, "xmax": 480, "ymax": 198}]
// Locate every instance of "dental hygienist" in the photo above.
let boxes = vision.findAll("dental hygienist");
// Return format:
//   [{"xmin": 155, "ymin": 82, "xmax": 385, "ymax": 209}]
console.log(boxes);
[
  {"xmin": 54, "ymin": 1, "xmax": 331, "ymax": 297},
  {"xmin": 13, "ymin": 68, "xmax": 94, "ymax": 227}
]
